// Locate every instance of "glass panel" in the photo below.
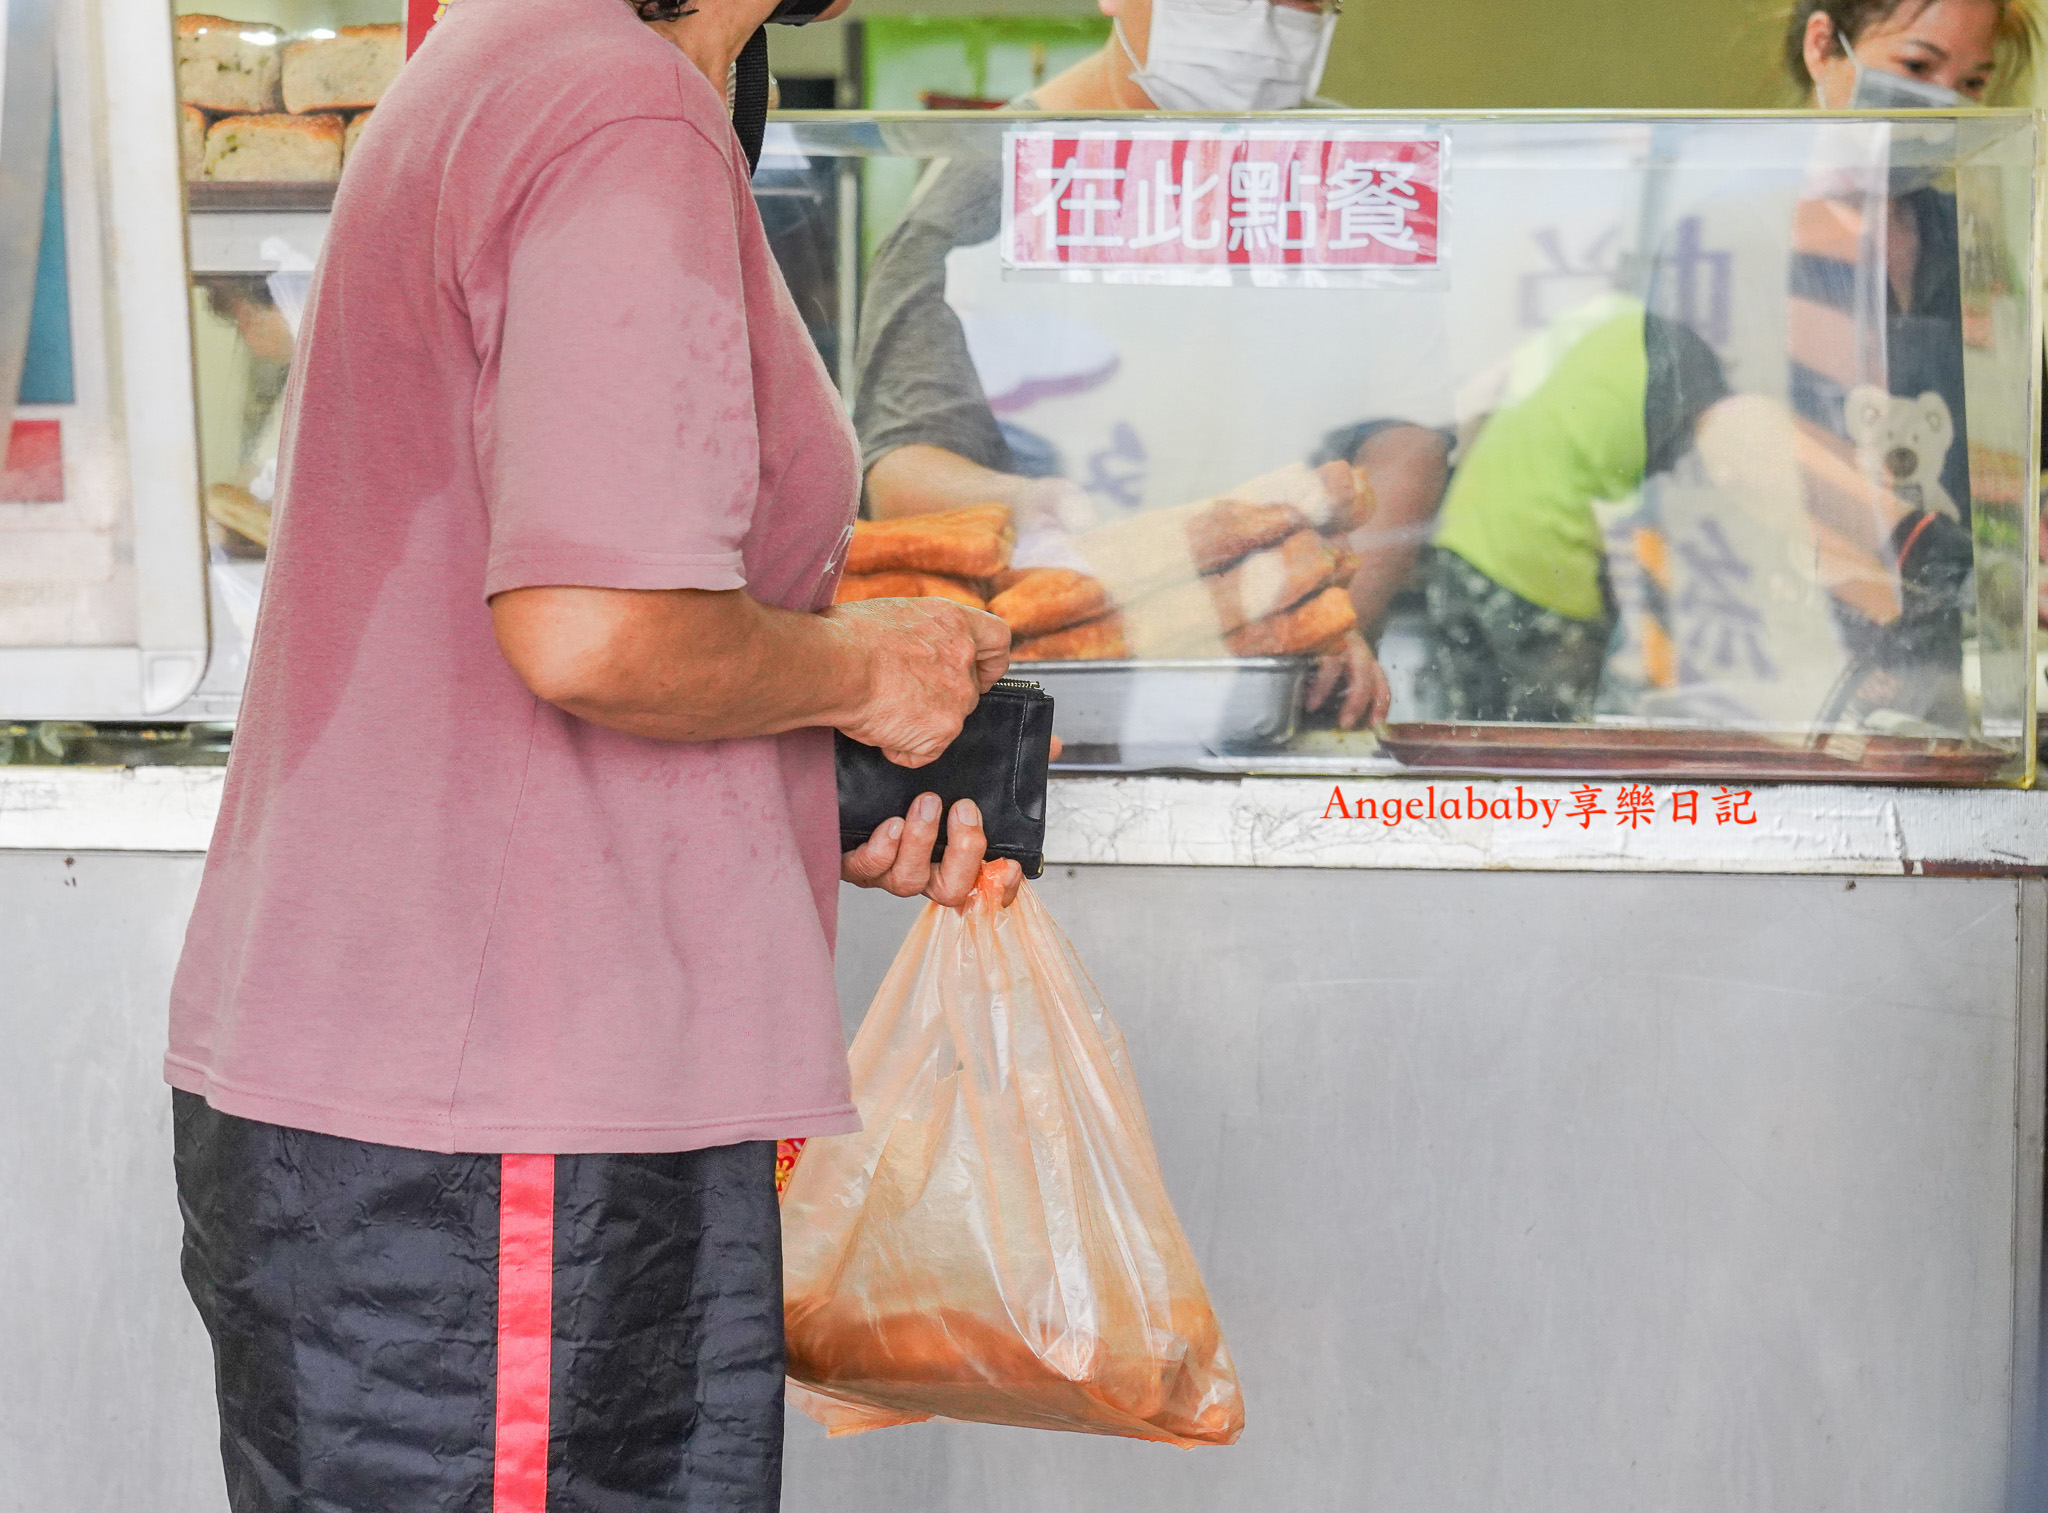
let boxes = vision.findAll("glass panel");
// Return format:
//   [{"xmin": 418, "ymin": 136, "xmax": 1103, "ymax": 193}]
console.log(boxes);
[
  {"xmin": 1, "ymin": 0, "xmax": 211, "ymax": 745},
  {"xmin": 2, "ymin": 80, "xmax": 138, "ymax": 658},
  {"xmin": 788, "ymin": 109, "xmax": 2039, "ymax": 784},
  {"xmin": 151, "ymin": 0, "xmax": 404, "ymax": 749},
  {"xmin": 115, "ymin": 104, "xmax": 2044, "ymax": 783}
]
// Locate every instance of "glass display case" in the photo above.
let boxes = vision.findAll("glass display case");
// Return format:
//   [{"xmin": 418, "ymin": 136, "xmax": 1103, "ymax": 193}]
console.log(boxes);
[
  {"xmin": 174, "ymin": 0, "xmax": 401, "ymax": 724},
  {"xmin": 0, "ymin": 0, "xmax": 206, "ymax": 722},
  {"xmin": 8, "ymin": 59, "xmax": 2042, "ymax": 786},
  {"xmin": 793, "ymin": 110, "xmax": 2041, "ymax": 784},
  {"xmin": 0, "ymin": 0, "xmax": 396, "ymax": 753}
]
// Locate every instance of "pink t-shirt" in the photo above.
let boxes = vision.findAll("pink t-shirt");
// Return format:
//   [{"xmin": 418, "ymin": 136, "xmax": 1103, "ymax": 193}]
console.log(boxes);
[{"xmin": 166, "ymin": 0, "xmax": 863, "ymax": 1154}]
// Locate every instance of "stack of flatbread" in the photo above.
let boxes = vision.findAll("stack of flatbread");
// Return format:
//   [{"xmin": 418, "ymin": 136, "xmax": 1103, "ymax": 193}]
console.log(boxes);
[
  {"xmin": 994, "ymin": 462, "xmax": 1370, "ymax": 661},
  {"xmin": 832, "ymin": 505, "xmax": 1015, "ymax": 611},
  {"xmin": 831, "ymin": 462, "xmax": 1371, "ymax": 663}
]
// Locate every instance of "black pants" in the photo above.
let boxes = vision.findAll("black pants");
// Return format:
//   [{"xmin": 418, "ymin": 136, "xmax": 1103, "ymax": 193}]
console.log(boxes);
[{"xmin": 173, "ymin": 1091, "xmax": 785, "ymax": 1513}]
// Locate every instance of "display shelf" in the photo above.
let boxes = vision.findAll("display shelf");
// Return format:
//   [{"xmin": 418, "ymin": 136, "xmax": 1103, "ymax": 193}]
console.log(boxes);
[{"xmin": 186, "ymin": 180, "xmax": 337, "ymax": 212}]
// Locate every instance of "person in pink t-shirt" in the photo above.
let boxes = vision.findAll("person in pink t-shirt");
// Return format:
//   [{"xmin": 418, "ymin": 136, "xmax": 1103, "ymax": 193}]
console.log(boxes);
[{"xmin": 167, "ymin": 0, "xmax": 1018, "ymax": 1505}]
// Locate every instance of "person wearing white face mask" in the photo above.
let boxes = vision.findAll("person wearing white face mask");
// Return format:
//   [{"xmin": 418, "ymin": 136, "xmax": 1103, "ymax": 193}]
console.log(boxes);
[
  {"xmin": 1789, "ymin": 0, "xmax": 2028, "ymax": 109},
  {"xmin": 853, "ymin": 0, "xmax": 1462, "ymax": 731},
  {"xmin": 1110, "ymin": 0, "xmax": 1338, "ymax": 111}
]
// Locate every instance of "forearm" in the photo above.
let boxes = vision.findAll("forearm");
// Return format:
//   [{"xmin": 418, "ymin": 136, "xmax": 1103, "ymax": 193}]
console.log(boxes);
[
  {"xmin": 865, "ymin": 444, "xmax": 1036, "ymax": 521},
  {"xmin": 1346, "ymin": 425, "xmax": 1452, "ymax": 635},
  {"xmin": 491, "ymin": 586, "xmax": 868, "ymax": 743},
  {"xmin": 1347, "ymin": 549, "xmax": 1423, "ymax": 638}
]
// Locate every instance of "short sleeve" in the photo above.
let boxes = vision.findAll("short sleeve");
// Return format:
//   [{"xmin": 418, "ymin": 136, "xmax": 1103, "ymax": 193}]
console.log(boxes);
[
  {"xmin": 850, "ymin": 157, "xmax": 1014, "ymax": 480},
  {"xmin": 482, "ymin": 117, "xmax": 755, "ymax": 598}
]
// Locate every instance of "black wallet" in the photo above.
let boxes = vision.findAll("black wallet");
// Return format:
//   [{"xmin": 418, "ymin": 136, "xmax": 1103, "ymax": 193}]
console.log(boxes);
[{"xmin": 835, "ymin": 678, "xmax": 1055, "ymax": 880}]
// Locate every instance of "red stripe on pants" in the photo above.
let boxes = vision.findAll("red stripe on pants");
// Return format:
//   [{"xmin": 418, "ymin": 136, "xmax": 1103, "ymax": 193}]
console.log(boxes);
[{"xmin": 494, "ymin": 1154, "xmax": 555, "ymax": 1513}]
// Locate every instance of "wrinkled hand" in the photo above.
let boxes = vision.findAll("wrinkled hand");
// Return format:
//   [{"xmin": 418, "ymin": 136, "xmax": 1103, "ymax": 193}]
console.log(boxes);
[
  {"xmin": 841, "ymin": 794, "xmax": 1024, "ymax": 908},
  {"xmin": 826, "ymin": 597, "xmax": 1011, "ymax": 767},
  {"xmin": 1308, "ymin": 629, "xmax": 1392, "ymax": 730}
]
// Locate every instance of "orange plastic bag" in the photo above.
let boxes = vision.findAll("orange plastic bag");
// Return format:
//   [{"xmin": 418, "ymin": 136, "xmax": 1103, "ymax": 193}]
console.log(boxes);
[{"xmin": 779, "ymin": 870, "xmax": 1244, "ymax": 1447}]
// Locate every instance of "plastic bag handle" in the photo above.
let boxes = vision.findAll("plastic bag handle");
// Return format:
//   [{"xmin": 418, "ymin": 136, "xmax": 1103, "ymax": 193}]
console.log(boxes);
[{"xmin": 971, "ymin": 862, "xmax": 1015, "ymax": 911}]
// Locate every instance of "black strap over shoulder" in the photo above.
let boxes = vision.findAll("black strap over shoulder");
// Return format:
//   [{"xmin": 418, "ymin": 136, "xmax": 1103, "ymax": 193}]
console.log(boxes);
[
  {"xmin": 733, "ymin": 0, "xmax": 833, "ymax": 178},
  {"xmin": 730, "ymin": 26, "xmax": 771, "ymax": 175}
]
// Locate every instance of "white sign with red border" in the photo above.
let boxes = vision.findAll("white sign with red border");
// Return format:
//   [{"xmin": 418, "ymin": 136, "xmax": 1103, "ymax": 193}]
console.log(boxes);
[{"xmin": 1001, "ymin": 126, "xmax": 1445, "ymax": 284}]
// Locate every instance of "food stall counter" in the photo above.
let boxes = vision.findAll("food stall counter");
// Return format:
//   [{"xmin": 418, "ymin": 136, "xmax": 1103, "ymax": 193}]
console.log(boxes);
[{"xmin": 3, "ymin": 42, "xmax": 2046, "ymax": 1513}]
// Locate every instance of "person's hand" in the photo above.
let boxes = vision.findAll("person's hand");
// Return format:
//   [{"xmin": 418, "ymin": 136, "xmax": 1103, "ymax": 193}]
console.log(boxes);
[
  {"xmin": 841, "ymin": 795, "xmax": 1025, "ymax": 908},
  {"xmin": 1010, "ymin": 477, "xmax": 1094, "ymax": 536},
  {"xmin": 1308, "ymin": 629, "xmax": 1392, "ymax": 729},
  {"xmin": 826, "ymin": 597, "xmax": 1011, "ymax": 766}
]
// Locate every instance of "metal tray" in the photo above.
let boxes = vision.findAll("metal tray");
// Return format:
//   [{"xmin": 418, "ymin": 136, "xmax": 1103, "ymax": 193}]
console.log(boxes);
[
  {"xmin": 1376, "ymin": 721, "xmax": 2017, "ymax": 784},
  {"xmin": 1010, "ymin": 657, "xmax": 1314, "ymax": 760}
]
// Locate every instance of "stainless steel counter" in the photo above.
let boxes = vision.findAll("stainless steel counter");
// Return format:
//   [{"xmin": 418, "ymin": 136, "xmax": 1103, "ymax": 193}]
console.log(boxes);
[
  {"xmin": 3, "ymin": 773, "xmax": 2044, "ymax": 1511},
  {"xmin": 7, "ymin": 764, "xmax": 2048, "ymax": 874}
]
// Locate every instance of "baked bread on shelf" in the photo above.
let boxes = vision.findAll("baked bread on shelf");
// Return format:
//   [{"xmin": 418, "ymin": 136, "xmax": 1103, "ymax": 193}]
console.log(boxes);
[
  {"xmin": 203, "ymin": 112, "xmax": 345, "ymax": 182},
  {"xmin": 852, "ymin": 466, "xmax": 1372, "ymax": 665},
  {"xmin": 179, "ymin": 104, "xmax": 209, "ymax": 180},
  {"xmin": 343, "ymin": 106, "xmax": 374, "ymax": 161},
  {"xmin": 282, "ymin": 25, "xmax": 403, "ymax": 113},
  {"xmin": 175, "ymin": 14, "xmax": 283, "ymax": 114}
]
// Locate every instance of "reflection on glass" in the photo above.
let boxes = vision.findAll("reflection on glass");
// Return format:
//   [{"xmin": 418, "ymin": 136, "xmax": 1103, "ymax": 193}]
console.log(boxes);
[
  {"xmin": 194, "ymin": 274, "xmax": 293, "ymax": 560},
  {"xmin": 812, "ymin": 112, "xmax": 2037, "ymax": 781}
]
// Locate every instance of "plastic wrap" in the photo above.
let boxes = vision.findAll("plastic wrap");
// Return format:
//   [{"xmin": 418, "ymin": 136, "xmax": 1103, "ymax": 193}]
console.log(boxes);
[{"xmin": 780, "ymin": 870, "xmax": 1244, "ymax": 1447}]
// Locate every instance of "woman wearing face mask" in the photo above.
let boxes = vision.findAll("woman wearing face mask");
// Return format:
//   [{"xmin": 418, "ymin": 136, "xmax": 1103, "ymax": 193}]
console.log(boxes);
[
  {"xmin": 1412, "ymin": 1, "xmax": 2033, "ymax": 731},
  {"xmin": 852, "ymin": 0, "xmax": 1458, "ymax": 731},
  {"xmin": 1790, "ymin": 0, "xmax": 2026, "ymax": 108},
  {"xmin": 1783, "ymin": 0, "xmax": 2038, "ymax": 726},
  {"xmin": 165, "ymin": 0, "xmax": 1039, "ymax": 1508},
  {"xmin": 1792, "ymin": 0, "xmax": 2048, "ymax": 648}
]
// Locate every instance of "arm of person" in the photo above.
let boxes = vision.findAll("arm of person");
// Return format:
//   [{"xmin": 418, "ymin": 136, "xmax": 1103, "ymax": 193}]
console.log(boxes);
[
  {"xmin": 846, "ymin": 157, "xmax": 1099, "ymax": 534},
  {"xmin": 1302, "ymin": 423, "xmax": 1454, "ymax": 729},
  {"xmin": 488, "ymin": 585, "xmax": 1005, "ymax": 754},
  {"xmin": 864, "ymin": 442, "xmax": 1091, "ymax": 533},
  {"xmin": 483, "ymin": 121, "xmax": 1020, "ymax": 905},
  {"xmin": 1338, "ymin": 423, "xmax": 1455, "ymax": 637},
  {"xmin": 490, "ymin": 585, "xmax": 1023, "ymax": 906}
]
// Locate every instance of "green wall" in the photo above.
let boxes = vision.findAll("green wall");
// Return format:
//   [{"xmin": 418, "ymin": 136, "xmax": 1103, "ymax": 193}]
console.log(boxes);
[{"xmin": 1319, "ymin": 0, "xmax": 1798, "ymax": 110}]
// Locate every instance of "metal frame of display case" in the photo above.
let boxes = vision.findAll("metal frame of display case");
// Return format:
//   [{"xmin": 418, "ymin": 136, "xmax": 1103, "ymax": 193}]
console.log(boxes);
[
  {"xmin": 12, "ymin": 101, "xmax": 2044, "ymax": 789},
  {"xmin": 775, "ymin": 108, "xmax": 2043, "ymax": 788},
  {"xmin": 0, "ymin": 0, "xmax": 208, "ymax": 719}
]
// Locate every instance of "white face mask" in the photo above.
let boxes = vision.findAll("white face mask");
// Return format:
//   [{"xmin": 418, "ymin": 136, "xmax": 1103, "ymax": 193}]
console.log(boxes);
[
  {"xmin": 1116, "ymin": 0, "xmax": 1338, "ymax": 113},
  {"xmin": 1835, "ymin": 30, "xmax": 1968, "ymax": 109}
]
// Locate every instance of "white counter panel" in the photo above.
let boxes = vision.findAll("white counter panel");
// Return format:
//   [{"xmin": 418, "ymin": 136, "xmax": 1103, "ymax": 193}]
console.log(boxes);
[{"xmin": 5, "ymin": 765, "xmax": 2047, "ymax": 875}]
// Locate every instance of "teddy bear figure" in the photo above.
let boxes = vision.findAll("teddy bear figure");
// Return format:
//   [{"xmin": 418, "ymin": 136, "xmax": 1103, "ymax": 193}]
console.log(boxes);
[{"xmin": 1844, "ymin": 384, "xmax": 1959, "ymax": 521}]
